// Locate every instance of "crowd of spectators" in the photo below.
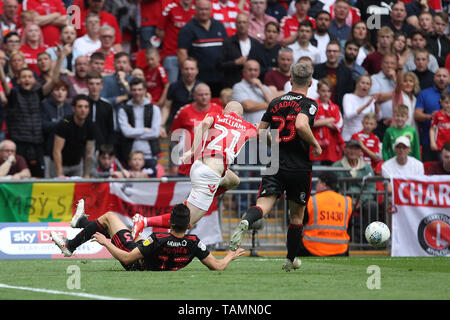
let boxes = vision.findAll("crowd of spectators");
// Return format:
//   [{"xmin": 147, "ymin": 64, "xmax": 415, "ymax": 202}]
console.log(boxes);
[{"xmin": 0, "ymin": 0, "xmax": 448, "ymax": 183}]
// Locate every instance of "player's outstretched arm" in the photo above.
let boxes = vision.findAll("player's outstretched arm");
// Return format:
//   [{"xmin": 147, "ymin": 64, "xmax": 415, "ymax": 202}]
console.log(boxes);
[
  {"xmin": 200, "ymin": 248, "xmax": 245, "ymax": 271},
  {"xmin": 92, "ymin": 232, "xmax": 143, "ymax": 266}
]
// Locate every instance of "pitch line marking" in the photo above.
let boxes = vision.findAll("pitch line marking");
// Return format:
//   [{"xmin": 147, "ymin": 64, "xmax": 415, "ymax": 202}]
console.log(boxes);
[{"xmin": 0, "ymin": 283, "xmax": 132, "ymax": 300}]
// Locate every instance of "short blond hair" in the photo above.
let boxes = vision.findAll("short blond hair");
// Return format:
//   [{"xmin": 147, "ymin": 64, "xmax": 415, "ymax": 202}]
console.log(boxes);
[
  {"xmin": 394, "ymin": 104, "xmax": 409, "ymax": 117},
  {"xmin": 363, "ymin": 112, "xmax": 377, "ymax": 121}
]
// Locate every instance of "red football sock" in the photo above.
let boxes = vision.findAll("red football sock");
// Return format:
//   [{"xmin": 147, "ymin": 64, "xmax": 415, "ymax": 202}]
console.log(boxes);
[
  {"xmin": 214, "ymin": 186, "xmax": 227, "ymax": 198},
  {"xmin": 144, "ymin": 213, "xmax": 171, "ymax": 228}
]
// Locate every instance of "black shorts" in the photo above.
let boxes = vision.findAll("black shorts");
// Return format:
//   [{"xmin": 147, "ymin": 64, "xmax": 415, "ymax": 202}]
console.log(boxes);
[
  {"xmin": 111, "ymin": 229, "xmax": 143, "ymax": 271},
  {"xmin": 258, "ymin": 170, "xmax": 312, "ymax": 205}
]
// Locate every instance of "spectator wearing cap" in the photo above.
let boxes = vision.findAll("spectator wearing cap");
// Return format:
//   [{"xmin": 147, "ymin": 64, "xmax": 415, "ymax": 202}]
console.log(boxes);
[
  {"xmin": 381, "ymin": 136, "xmax": 425, "ymax": 191},
  {"xmin": 298, "ymin": 171, "xmax": 353, "ymax": 257},
  {"xmin": 332, "ymin": 140, "xmax": 378, "ymax": 243}
]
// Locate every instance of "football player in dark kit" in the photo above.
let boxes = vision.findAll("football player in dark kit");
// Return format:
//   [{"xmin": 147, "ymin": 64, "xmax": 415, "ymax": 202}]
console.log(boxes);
[
  {"xmin": 229, "ymin": 61, "xmax": 322, "ymax": 272},
  {"xmin": 51, "ymin": 200, "xmax": 244, "ymax": 271}
]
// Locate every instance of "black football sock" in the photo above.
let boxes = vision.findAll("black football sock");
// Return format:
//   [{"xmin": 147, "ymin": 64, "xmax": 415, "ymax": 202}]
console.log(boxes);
[
  {"xmin": 75, "ymin": 216, "xmax": 90, "ymax": 229},
  {"xmin": 286, "ymin": 224, "xmax": 303, "ymax": 262},
  {"xmin": 67, "ymin": 220, "xmax": 106, "ymax": 252},
  {"xmin": 242, "ymin": 206, "xmax": 263, "ymax": 228}
]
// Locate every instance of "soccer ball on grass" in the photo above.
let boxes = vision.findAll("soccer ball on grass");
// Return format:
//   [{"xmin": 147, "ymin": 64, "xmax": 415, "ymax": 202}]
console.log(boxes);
[{"xmin": 365, "ymin": 221, "xmax": 390, "ymax": 247}]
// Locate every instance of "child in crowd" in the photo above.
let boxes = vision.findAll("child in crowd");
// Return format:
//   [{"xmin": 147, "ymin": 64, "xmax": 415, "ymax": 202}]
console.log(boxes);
[
  {"xmin": 382, "ymin": 104, "xmax": 421, "ymax": 161},
  {"xmin": 91, "ymin": 144, "xmax": 130, "ymax": 178},
  {"xmin": 430, "ymin": 92, "xmax": 450, "ymax": 153},
  {"xmin": 311, "ymin": 79, "xmax": 345, "ymax": 165},
  {"xmin": 127, "ymin": 150, "xmax": 154, "ymax": 178},
  {"xmin": 144, "ymin": 48, "xmax": 169, "ymax": 107},
  {"xmin": 351, "ymin": 113, "xmax": 382, "ymax": 170},
  {"xmin": 17, "ymin": 10, "xmax": 37, "ymax": 37}
]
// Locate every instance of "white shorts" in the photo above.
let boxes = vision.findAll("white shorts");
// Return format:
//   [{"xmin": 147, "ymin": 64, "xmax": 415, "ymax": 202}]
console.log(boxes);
[{"xmin": 187, "ymin": 160, "xmax": 222, "ymax": 211}]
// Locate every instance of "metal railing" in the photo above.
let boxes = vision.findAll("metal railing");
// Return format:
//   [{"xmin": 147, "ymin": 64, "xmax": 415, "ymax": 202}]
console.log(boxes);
[
  {"xmin": 0, "ymin": 167, "xmax": 391, "ymax": 252},
  {"xmin": 217, "ymin": 175, "xmax": 391, "ymax": 252}
]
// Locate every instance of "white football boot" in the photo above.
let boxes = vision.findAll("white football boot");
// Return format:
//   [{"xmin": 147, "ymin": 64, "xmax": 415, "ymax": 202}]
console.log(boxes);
[
  {"xmin": 229, "ymin": 220, "xmax": 249, "ymax": 251},
  {"xmin": 282, "ymin": 257, "xmax": 302, "ymax": 272},
  {"xmin": 70, "ymin": 198, "xmax": 87, "ymax": 228},
  {"xmin": 50, "ymin": 231, "xmax": 72, "ymax": 257}
]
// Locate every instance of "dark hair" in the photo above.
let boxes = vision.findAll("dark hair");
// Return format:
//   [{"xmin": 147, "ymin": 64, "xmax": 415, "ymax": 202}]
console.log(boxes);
[
  {"xmin": 318, "ymin": 171, "xmax": 338, "ymax": 191},
  {"xmin": 3, "ymin": 32, "xmax": 20, "ymax": 44},
  {"xmin": 37, "ymin": 51, "xmax": 51, "ymax": 59},
  {"xmin": 265, "ymin": 21, "xmax": 279, "ymax": 32},
  {"xmin": 99, "ymin": 144, "xmax": 115, "ymax": 156},
  {"xmin": 72, "ymin": 94, "xmax": 90, "ymax": 107},
  {"xmin": 87, "ymin": 70, "xmax": 103, "ymax": 81},
  {"xmin": 410, "ymin": 29, "xmax": 427, "ymax": 40},
  {"xmin": 17, "ymin": 67, "xmax": 33, "ymax": 78},
  {"xmin": 170, "ymin": 203, "xmax": 191, "ymax": 232},
  {"xmin": 442, "ymin": 142, "xmax": 450, "ymax": 152},
  {"xmin": 345, "ymin": 39, "xmax": 361, "ymax": 49},
  {"xmin": 129, "ymin": 76, "xmax": 146, "ymax": 89},
  {"xmin": 90, "ymin": 51, "xmax": 105, "ymax": 61},
  {"xmin": 316, "ymin": 10, "xmax": 331, "ymax": 19},
  {"xmin": 299, "ymin": 19, "xmax": 313, "ymax": 30},
  {"xmin": 114, "ymin": 51, "xmax": 129, "ymax": 61}
]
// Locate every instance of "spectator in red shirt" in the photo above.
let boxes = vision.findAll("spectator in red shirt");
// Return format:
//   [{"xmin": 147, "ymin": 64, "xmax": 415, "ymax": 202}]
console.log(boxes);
[
  {"xmin": 311, "ymin": 78, "xmax": 345, "ymax": 165},
  {"xmin": 78, "ymin": 0, "xmax": 123, "ymax": 52},
  {"xmin": 144, "ymin": 48, "xmax": 169, "ymax": 108},
  {"xmin": 169, "ymin": 83, "xmax": 223, "ymax": 176},
  {"xmin": 21, "ymin": 0, "xmax": 67, "ymax": 47},
  {"xmin": 280, "ymin": 0, "xmax": 315, "ymax": 47},
  {"xmin": 19, "ymin": 22, "xmax": 47, "ymax": 74},
  {"xmin": 90, "ymin": 25, "xmax": 116, "ymax": 76},
  {"xmin": 156, "ymin": 0, "xmax": 195, "ymax": 84},
  {"xmin": 211, "ymin": 0, "xmax": 242, "ymax": 37},
  {"xmin": 430, "ymin": 92, "xmax": 450, "ymax": 152},
  {"xmin": 351, "ymin": 112, "xmax": 382, "ymax": 171},
  {"xmin": 139, "ymin": 0, "xmax": 164, "ymax": 50}
]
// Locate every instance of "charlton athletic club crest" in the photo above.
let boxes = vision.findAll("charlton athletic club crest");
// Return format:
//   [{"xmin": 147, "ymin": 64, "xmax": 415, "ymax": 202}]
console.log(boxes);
[{"xmin": 417, "ymin": 214, "xmax": 450, "ymax": 256}]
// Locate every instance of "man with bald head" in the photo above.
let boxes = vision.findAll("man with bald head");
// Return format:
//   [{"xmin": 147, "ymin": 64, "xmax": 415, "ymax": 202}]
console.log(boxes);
[
  {"xmin": 68, "ymin": 56, "xmax": 90, "ymax": 96},
  {"xmin": 0, "ymin": 0, "xmax": 19, "ymax": 36},
  {"xmin": 0, "ymin": 139, "xmax": 31, "ymax": 179},
  {"xmin": 177, "ymin": 0, "xmax": 228, "ymax": 97},
  {"xmin": 415, "ymin": 68, "xmax": 450, "ymax": 161},
  {"xmin": 169, "ymin": 83, "xmax": 224, "ymax": 176},
  {"xmin": 132, "ymin": 101, "xmax": 258, "ymax": 238},
  {"xmin": 232, "ymin": 59, "xmax": 277, "ymax": 125}
]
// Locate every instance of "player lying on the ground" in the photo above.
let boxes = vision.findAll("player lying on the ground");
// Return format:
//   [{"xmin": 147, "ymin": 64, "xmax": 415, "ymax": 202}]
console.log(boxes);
[
  {"xmin": 51, "ymin": 200, "xmax": 245, "ymax": 271},
  {"xmin": 132, "ymin": 101, "xmax": 258, "ymax": 239}
]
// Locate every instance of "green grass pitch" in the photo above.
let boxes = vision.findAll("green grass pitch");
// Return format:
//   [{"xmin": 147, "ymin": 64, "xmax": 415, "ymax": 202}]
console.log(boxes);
[{"xmin": 0, "ymin": 256, "xmax": 448, "ymax": 301}]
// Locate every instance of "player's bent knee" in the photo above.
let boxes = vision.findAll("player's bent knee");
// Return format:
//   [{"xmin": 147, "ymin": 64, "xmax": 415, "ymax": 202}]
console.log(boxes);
[{"xmin": 99, "ymin": 211, "xmax": 115, "ymax": 223}]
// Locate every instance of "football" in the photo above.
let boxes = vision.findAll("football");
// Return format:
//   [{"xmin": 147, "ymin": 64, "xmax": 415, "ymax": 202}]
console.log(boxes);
[{"xmin": 365, "ymin": 221, "xmax": 391, "ymax": 247}]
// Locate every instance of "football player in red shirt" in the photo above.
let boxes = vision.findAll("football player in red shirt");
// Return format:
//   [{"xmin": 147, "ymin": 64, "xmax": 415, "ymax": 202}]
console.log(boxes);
[{"xmin": 132, "ymin": 101, "xmax": 258, "ymax": 239}]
